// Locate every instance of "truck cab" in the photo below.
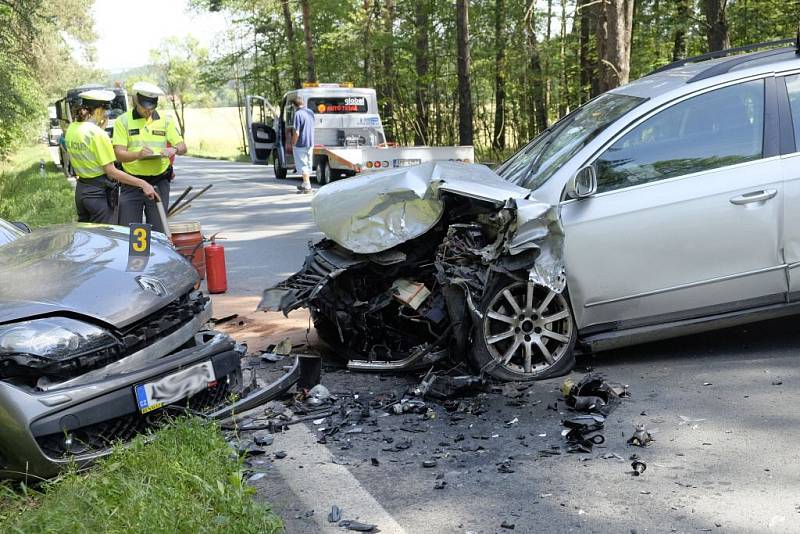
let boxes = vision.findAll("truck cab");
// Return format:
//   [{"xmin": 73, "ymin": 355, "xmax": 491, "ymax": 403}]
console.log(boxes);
[
  {"xmin": 270, "ymin": 85, "xmax": 385, "ymax": 180},
  {"xmin": 247, "ymin": 83, "xmax": 473, "ymax": 186}
]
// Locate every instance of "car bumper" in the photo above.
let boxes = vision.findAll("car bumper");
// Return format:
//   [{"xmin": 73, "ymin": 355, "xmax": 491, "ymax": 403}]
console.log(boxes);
[{"xmin": 0, "ymin": 330, "xmax": 299, "ymax": 481}]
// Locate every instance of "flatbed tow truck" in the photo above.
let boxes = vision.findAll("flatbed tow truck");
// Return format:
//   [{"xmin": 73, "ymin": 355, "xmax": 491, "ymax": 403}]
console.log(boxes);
[{"xmin": 245, "ymin": 83, "xmax": 474, "ymax": 184}]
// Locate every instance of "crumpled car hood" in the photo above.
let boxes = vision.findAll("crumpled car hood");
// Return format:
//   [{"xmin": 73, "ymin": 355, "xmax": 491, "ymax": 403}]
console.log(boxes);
[
  {"xmin": 312, "ymin": 161, "xmax": 531, "ymax": 254},
  {"xmin": 0, "ymin": 224, "xmax": 197, "ymax": 328}
]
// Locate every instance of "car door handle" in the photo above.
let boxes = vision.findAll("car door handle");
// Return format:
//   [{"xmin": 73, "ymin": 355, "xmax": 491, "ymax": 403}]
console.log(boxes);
[{"xmin": 729, "ymin": 189, "xmax": 777, "ymax": 205}]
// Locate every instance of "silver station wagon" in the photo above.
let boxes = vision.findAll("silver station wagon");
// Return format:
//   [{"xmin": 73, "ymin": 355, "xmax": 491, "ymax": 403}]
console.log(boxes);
[{"xmin": 264, "ymin": 40, "xmax": 800, "ymax": 382}]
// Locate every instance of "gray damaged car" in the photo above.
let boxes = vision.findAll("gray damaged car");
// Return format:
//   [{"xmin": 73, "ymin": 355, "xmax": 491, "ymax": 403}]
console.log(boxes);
[
  {"xmin": 0, "ymin": 219, "xmax": 297, "ymax": 480},
  {"xmin": 264, "ymin": 42, "xmax": 800, "ymax": 381}
]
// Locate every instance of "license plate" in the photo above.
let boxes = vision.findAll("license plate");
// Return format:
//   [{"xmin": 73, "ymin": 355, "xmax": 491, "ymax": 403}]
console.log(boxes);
[
  {"xmin": 392, "ymin": 158, "xmax": 421, "ymax": 168},
  {"xmin": 134, "ymin": 361, "xmax": 216, "ymax": 414}
]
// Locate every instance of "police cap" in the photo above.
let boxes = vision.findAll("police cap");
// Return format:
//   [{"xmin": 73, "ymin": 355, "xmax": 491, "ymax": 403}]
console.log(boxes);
[
  {"xmin": 132, "ymin": 81, "xmax": 165, "ymax": 110},
  {"xmin": 78, "ymin": 89, "xmax": 116, "ymax": 109}
]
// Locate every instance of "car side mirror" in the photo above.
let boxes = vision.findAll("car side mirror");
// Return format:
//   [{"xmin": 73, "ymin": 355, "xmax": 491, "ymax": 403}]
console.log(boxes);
[
  {"xmin": 11, "ymin": 221, "xmax": 31, "ymax": 233},
  {"xmin": 566, "ymin": 165, "xmax": 597, "ymax": 199}
]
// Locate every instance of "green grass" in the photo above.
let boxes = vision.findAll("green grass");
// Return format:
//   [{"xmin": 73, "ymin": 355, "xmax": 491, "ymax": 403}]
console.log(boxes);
[
  {"xmin": 0, "ymin": 144, "xmax": 76, "ymax": 226},
  {"xmin": 0, "ymin": 418, "xmax": 282, "ymax": 533},
  {"xmin": 184, "ymin": 107, "xmax": 248, "ymax": 161}
]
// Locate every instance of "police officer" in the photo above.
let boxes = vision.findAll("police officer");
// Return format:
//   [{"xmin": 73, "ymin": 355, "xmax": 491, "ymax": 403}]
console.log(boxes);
[
  {"xmin": 64, "ymin": 89, "xmax": 159, "ymax": 223},
  {"xmin": 113, "ymin": 82, "xmax": 186, "ymax": 233}
]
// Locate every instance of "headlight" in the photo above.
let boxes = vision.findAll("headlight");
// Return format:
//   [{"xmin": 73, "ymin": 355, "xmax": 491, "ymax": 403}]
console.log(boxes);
[{"xmin": 0, "ymin": 318, "xmax": 118, "ymax": 363}]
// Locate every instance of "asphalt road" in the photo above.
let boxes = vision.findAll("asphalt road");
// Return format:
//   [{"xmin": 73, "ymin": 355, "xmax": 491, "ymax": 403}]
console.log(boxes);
[
  {"xmin": 174, "ymin": 156, "xmax": 800, "ymax": 534},
  {"xmin": 172, "ymin": 156, "xmax": 322, "ymax": 296}
]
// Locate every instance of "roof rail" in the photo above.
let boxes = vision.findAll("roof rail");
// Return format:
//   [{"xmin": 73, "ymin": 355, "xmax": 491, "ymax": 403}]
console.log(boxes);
[{"xmin": 647, "ymin": 37, "xmax": 798, "ymax": 77}]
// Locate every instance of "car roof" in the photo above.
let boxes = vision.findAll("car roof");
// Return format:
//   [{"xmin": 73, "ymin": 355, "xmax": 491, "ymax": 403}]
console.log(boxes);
[{"xmin": 613, "ymin": 47, "xmax": 800, "ymax": 99}]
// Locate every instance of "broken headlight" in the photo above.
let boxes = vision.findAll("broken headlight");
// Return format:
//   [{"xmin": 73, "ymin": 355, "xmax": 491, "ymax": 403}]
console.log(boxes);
[{"xmin": 0, "ymin": 318, "xmax": 118, "ymax": 364}]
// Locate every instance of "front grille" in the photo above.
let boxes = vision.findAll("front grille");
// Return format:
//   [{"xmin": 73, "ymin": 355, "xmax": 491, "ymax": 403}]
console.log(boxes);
[
  {"xmin": 35, "ymin": 377, "xmax": 234, "ymax": 459},
  {"xmin": 119, "ymin": 291, "xmax": 210, "ymax": 354}
]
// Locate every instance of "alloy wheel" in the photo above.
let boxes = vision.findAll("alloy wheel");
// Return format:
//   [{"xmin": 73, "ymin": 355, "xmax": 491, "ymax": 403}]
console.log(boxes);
[{"xmin": 482, "ymin": 281, "xmax": 573, "ymax": 375}]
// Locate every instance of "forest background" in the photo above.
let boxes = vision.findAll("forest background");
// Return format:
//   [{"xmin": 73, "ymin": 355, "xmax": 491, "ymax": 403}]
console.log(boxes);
[{"xmin": 2, "ymin": 0, "xmax": 798, "ymax": 161}]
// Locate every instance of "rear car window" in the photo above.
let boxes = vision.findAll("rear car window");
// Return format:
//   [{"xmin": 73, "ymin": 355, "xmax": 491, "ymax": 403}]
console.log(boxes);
[
  {"xmin": 595, "ymin": 79, "xmax": 765, "ymax": 193},
  {"xmin": 784, "ymin": 74, "xmax": 800, "ymax": 148},
  {"xmin": 308, "ymin": 97, "xmax": 369, "ymax": 114}
]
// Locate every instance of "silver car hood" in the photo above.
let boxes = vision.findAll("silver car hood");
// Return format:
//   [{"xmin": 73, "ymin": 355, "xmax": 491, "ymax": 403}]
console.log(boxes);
[
  {"xmin": 0, "ymin": 224, "xmax": 198, "ymax": 328},
  {"xmin": 312, "ymin": 161, "xmax": 531, "ymax": 254}
]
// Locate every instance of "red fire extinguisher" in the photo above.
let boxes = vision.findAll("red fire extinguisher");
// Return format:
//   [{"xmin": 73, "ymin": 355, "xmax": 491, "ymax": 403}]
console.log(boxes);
[{"xmin": 205, "ymin": 234, "xmax": 227, "ymax": 294}]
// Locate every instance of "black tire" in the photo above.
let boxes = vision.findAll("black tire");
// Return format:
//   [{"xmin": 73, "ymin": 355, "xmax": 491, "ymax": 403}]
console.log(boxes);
[
  {"xmin": 316, "ymin": 158, "xmax": 331, "ymax": 186},
  {"xmin": 273, "ymin": 150, "xmax": 287, "ymax": 180},
  {"xmin": 469, "ymin": 277, "xmax": 576, "ymax": 381}
]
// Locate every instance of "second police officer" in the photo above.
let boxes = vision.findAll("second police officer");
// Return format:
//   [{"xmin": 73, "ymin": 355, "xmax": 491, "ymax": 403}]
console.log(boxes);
[{"xmin": 113, "ymin": 82, "xmax": 187, "ymax": 233}]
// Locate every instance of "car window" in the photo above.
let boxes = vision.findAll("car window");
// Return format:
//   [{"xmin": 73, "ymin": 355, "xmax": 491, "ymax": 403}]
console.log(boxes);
[
  {"xmin": 497, "ymin": 93, "xmax": 644, "ymax": 191},
  {"xmin": 784, "ymin": 74, "xmax": 800, "ymax": 148},
  {"xmin": 0, "ymin": 219, "xmax": 24, "ymax": 247},
  {"xmin": 595, "ymin": 80, "xmax": 764, "ymax": 193}
]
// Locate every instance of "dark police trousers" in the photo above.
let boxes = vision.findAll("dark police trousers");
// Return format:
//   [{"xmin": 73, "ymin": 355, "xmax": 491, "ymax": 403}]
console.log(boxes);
[
  {"xmin": 118, "ymin": 169, "xmax": 171, "ymax": 233},
  {"xmin": 75, "ymin": 176, "xmax": 116, "ymax": 223}
]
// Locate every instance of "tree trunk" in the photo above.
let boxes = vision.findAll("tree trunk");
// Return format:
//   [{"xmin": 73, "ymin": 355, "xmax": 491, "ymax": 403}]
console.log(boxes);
[
  {"xmin": 525, "ymin": 4, "xmax": 548, "ymax": 134},
  {"xmin": 382, "ymin": 0, "xmax": 396, "ymax": 142},
  {"xmin": 492, "ymin": 0, "xmax": 506, "ymax": 151},
  {"xmin": 414, "ymin": 0, "xmax": 429, "ymax": 146},
  {"xmin": 578, "ymin": 0, "xmax": 593, "ymax": 102},
  {"xmin": 596, "ymin": 0, "xmax": 634, "ymax": 91},
  {"xmin": 455, "ymin": 0, "xmax": 473, "ymax": 146},
  {"xmin": 362, "ymin": 0, "xmax": 372, "ymax": 85},
  {"xmin": 672, "ymin": 0, "xmax": 690, "ymax": 60},
  {"xmin": 281, "ymin": 1, "xmax": 301, "ymax": 89},
  {"xmin": 701, "ymin": 0, "xmax": 729, "ymax": 52},
  {"xmin": 559, "ymin": 0, "xmax": 569, "ymax": 115},
  {"xmin": 545, "ymin": 0, "xmax": 553, "ymax": 117},
  {"xmin": 299, "ymin": 0, "xmax": 316, "ymax": 82}
]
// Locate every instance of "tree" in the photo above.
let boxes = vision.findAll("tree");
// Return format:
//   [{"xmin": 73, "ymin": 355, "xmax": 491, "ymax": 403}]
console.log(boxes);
[
  {"xmin": 0, "ymin": 0, "xmax": 97, "ymax": 155},
  {"xmin": 492, "ymin": 0, "xmax": 507, "ymax": 151},
  {"xmin": 150, "ymin": 36, "xmax": 210, "ymax": 137},
  {"xmin": 413, "ymin": 0, "xmax": 430, "ymax": 146},
  {"xmin": 702, "ymin": 0, "xmax": 730, "ymax": 51},
  {"xmin": 596, "ymin": 0, "xmax": 635, "ymax": 91},
  {"xmin": 381, "ymin": 0, "xmax": 396, "ymax": 141},
  {"xmin": 455, "ymin": 0, "xmax": 473, "ymax": 146},
  {"xmin": 672, "ymin": 0, "xmax": 691, "ymax": 60},
  {"xmin": 299, "ymin": 0, "xmax": 316, "ymax": 82},
  {"xmin": 281, "ymin": 0, "xmax": 301, "ymax": 88}
]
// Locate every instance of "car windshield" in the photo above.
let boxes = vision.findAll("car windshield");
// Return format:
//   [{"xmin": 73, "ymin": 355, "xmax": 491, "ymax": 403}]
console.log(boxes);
[
  {"xmin": 0, "ymin": 219, "xmax": 24, "ymax": 247},
  {"xmin": 496, "ymin": 93, "xmax": 645, "ymax": 190}
]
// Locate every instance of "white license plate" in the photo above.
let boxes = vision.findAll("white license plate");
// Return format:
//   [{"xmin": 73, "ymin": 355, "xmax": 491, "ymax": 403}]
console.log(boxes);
[
  {"xmin": 393, "ymin": 158, "xmax": 421, "ymax": 168},
  {"xmin": 134, "ymin": 361, "xmax": 216, "ymax": 414}
]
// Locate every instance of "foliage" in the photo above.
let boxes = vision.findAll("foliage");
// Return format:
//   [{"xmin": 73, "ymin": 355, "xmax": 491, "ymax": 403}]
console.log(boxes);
[
  {"xmin": 191, "ymin": 0, "xmax": 799, "ymax": 160},
  {"xmin": 149, "ymin": 36, "xmax": 212, "ymax": 136},
  {"xmin": 0, "ymin": 145, "xmax": 75, "ymax": 226},
  {"xmin": 0, "ymin": 418, "xmax": 282, "ymax": 533},
  {"xmin": 0, "ymin": 0, "xmax": 100, "ymax": 156}
]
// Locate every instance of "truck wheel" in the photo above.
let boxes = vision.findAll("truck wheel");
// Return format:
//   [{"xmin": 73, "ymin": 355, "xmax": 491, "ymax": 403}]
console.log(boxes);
[
  {"xmin": 273, "ymin": 150, "xmax": 287, "ymax": 180},
  {"xmin": 316, "ymin": 159, "xmax": 331, "ymax": 186},
  {"xmin": 469, "ymin": 277, "xmax": 576, "ymax": 381}
]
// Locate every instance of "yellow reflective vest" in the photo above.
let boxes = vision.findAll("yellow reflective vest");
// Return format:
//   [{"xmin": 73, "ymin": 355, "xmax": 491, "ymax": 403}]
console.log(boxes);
[
  {"xmin": 64, "ymin": 121, "xmax": 116, "ymax": 179},
  {"xmin": 112, "ymin": 109, "xmax": 183, "ymax": 176}
]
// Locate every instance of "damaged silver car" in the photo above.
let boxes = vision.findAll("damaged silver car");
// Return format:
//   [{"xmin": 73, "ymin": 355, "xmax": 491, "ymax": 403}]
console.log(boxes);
[
  {"xmin": 263, "ymin": 43, "xmax": 800, "ymax": 381},
  {"xmin": 0, "ymin": 219, "xmax": 297, "ymax": 480}
]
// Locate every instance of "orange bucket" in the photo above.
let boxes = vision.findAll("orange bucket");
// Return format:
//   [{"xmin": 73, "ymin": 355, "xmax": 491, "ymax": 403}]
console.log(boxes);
[{"xmin": 170, "ymin": 221, "xmax": 206, "ymax": 279}]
